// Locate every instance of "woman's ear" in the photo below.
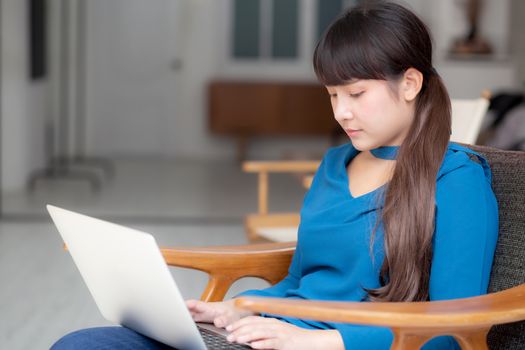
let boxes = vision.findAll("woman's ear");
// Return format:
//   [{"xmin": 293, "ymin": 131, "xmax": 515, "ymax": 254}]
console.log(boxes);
[{"xmin": 402, "ymin": 68, "xmax": 423, "ymax": 102}]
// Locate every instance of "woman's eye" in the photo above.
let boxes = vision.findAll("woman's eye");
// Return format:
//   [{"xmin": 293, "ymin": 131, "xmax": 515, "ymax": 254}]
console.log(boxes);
[
  {"xmin": 350, "ymin": 91, "xmax": 364, "ymax": 98},
  {"xmin": 328, "ymin": 93, "xmax": 337, "ymax": 98}
]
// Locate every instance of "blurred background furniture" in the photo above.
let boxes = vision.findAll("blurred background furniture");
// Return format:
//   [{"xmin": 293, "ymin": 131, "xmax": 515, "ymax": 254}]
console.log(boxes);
[
  {"xmin": 450, "ymin": 91, "xmax": 491, "ymax": 144},
  {"xmin": 483, "ymin": 92, "xmax": 525, "ymax": 151},
  {"xmin": 208, "ymin": 81, "xmax": 340, "ymax": 161},
  {"xmin": 161, "ymin": 144, "xmax": 525, "ymax": 349},
  {"xmin": 242, "ymin": 160, "xmax": 319, "ymax": 243},
  {"xmin": 28, "ymin": 0, "xmax": 113, "ymax": 192},
  {"xmin": 244, "ymin": 94, "xmax": 492, "ymax": 242}
]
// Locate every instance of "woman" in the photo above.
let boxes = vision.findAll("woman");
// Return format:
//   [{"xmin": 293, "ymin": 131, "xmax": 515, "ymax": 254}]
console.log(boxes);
[{"xmin": 52, "ymin": 1, "xmax": 498, "ymax": 349}]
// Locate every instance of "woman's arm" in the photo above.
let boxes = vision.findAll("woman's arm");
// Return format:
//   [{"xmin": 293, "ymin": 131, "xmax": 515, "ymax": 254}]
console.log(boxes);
[
  {"xmin": 431, "ymin": 159, "xmax": 498, "ymax": 300},
  {"xmin": 236, "ymin": 153, "xmax": 331, "ymax": 299}
]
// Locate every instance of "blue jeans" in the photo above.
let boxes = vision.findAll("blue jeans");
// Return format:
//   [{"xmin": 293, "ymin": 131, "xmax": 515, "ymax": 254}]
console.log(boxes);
[{"xmin": 50, "ymin": 326, "xmax": 177, "ymax": 350}]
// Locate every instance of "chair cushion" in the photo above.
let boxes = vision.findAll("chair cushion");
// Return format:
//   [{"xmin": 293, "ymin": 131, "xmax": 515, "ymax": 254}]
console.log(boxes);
[
  {"xmin": 468, "ymin": 145, "xmax": 525, "ymax": 349},
  {"xmin": 256, "ymin": 227, "xmax": 298, "ymax": 242}
]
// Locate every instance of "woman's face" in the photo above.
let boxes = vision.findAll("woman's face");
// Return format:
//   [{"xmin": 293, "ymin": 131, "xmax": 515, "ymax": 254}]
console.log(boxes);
[{"xmin": 326, "ymin": 79, "xmax": 415, "ymax": 151}]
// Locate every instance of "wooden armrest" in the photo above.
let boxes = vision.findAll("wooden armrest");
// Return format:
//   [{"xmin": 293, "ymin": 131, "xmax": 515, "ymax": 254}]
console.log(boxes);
[
  {"xmin": 160, "ymin": 242, "xmax": 295, "ymax": 302},
  {"xmin": 236, "ymin": 284, "xmax": 525, "ymax": 349},
  {"xmin": 242, "ymin": 160, "xmax": 320, "ymax": 173}
]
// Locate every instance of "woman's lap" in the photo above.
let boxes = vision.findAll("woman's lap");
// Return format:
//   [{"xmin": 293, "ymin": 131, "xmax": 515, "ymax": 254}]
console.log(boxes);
[{"xmin": 50, "ymin": 326, "xmax": 177, "ymax": 350}]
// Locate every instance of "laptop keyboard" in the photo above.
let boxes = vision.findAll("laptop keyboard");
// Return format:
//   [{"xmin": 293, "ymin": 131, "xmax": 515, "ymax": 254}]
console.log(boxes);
[{"xmin": 198, "ymin": 327, "xmax": 251, "ymax": 349}]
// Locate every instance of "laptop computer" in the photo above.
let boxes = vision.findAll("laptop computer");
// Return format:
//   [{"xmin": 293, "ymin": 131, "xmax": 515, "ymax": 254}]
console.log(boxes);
[{"xmin": 47, "ymin": 205, "xmax": 250, "ymax": 349}]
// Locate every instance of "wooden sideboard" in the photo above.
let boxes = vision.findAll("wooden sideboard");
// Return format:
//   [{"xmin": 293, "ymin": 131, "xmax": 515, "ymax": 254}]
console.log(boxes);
[{"xmin": 208, "ymin": 81, "xmax": 339, "ymax": 160}]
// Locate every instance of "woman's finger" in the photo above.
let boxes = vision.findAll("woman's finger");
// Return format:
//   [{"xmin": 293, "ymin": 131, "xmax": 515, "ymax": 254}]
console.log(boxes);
[
  {"xmin": 249, "ymin": 338, "xmax": 279, "ymax": 349},
  {"xmin": 214, "ymin": 315, "xmax": 231, "ymax": 328},
  {"xmin": 185, "ymin": 299, "xmax": 199, "ymax": 310},
  {"xmin": 227, "ymin": 315, "xmax": 267, "ymax": 332},
  {"xmin": 228, "ymin": 326, "xmax": 274, "ymax": 344},
  {"xmin": 228, "ymin": 318, "xmax": 284, "ymax": 342}
]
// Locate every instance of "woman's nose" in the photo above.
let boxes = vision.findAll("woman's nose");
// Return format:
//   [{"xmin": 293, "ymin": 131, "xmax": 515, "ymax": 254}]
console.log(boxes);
[{"xmin": 334, "ymin": 101, "xmax": 354, "ymax": 122}]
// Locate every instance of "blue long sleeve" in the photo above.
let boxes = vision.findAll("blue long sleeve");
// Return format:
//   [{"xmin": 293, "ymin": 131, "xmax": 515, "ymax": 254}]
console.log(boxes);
[
  {"xmin": 236, "ymin": 143, "xmax": 498, "ymax": 350},
  {"xmin": 431, "ymin": 151, "xmax": 498, "ymax": 300},
  {"xmin": 334, "ymin": 151, "xmax": 498, "ymax": 349}
]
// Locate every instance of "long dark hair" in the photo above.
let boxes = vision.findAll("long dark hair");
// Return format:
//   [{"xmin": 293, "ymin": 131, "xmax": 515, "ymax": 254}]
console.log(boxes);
[{"xmin": 313, "ymin": 1, "xmax": 451, "ymax": 302}]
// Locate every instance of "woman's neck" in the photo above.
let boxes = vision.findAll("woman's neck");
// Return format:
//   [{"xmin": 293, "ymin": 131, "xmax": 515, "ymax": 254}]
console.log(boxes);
[{"xmin": 369, "ymin": 145, "xmax": 400, "ymax": 160}]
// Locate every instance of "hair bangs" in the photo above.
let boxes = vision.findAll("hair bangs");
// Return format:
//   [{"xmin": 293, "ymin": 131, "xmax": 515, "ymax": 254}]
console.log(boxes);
[{"xmin": 313, "ymin": 14, "xmax": 387, "ymax": 86}]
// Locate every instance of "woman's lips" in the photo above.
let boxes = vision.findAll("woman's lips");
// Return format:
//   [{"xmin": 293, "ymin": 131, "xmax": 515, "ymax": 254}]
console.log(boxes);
[{"xmin": 345, "ymin": 128, "xmax": 362, "ymax": 137}]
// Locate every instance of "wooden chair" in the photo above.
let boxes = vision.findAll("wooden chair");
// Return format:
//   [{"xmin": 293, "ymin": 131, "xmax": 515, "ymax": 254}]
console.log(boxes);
[
  {"xmin": 243, "ymin": 95, "xmax": 491, "ymax": 243},
  {"xmin": 242, "ymin": 160, "xmax": 319, "ymax": 242},
  {"xmin": 161, "ymin": 144, "xmax": 525, "ymax": 349}
]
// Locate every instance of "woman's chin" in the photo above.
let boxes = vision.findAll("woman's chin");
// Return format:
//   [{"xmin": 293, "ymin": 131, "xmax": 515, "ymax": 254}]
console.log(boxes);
[{"xmin": 349, "ymin": 140, "xmax": 374, "ymax": 152}]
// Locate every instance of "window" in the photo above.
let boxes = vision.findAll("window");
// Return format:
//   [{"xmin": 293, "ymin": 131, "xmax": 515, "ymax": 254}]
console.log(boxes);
[
  {"xmin": 317, "ymin": 0, "xmax": 344, "ymax": 40},
  {"xmin": 232, "ymin": 0, "xmax": 299, "ymax": 59},
  {"xmin": 231, "ymin": 0, "xmax": 356, "ymax": 60}
]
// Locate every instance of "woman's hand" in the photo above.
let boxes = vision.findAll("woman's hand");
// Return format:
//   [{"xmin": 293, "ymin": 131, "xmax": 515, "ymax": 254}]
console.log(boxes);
[
  {"xmin": 185, "ymin": 299, "xmax": 254, "ymax": 328},
  {"xmin": 225, "ymin": 316, "xmax": 344, "ymax": 350}
]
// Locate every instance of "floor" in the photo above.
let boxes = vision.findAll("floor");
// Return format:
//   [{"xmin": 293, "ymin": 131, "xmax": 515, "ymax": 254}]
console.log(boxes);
[
  {"xmin": 0, "ymin": 159, "xmax": 306, "ymax": 349},
  {"xmin": 3, "ymin": 158, "xmax": 304, "ymax": 221}
]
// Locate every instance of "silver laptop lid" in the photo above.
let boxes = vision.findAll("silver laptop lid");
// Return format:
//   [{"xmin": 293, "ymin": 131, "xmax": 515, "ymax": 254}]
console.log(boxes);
[{"xmin": 47, "ymin": 205, "xmax": 207, "ymax": 350}]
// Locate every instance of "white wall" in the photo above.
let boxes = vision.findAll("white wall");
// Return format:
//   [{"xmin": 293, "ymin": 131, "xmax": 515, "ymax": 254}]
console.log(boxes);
[
  {"xmin": 83, "ymin": 0, "xmax": 329, "ymax": 160},
  {"xmin": 438, "ymin": 59, "xmax": 517, "ymax": 99},
  {"xmin": 157, "ymin": 0, "xmax": 237, "ymax": 160},
  {"xmin": 510, "ymin": 0, "xmax": 525, "ymax": 88},
  {"xmin": 0, "ymin": 0, "xmax": 518, "ymax": 194},
  {"xmin": 3, "ymin": 0, "xmax": 519, "ymax": 178},
  {"xmin": 1, "ymin": 0, "xmax": 47, "ymax": 192},
  {"xmin": 392, "ymin": 0, "xmax": 518, "ymax": 98},
  {"xmin": 84, "ymin": 0, "xmax": 518, "ymax": 160},
  {"xmin": 422, "ymin": 0, "xmax": 511, "ymax": 57}
]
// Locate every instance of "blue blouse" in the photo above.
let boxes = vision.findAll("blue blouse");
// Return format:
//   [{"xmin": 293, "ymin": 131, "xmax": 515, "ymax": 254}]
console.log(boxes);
[{"xmin": 238, "ymin": 142, "xmax": 499, "ymax": 349}]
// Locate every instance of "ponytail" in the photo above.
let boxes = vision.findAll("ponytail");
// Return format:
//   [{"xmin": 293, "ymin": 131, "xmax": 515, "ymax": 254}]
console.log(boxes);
[{"xmin": 367, "ymin": 71, "xmax": 451, "ymax": 301}]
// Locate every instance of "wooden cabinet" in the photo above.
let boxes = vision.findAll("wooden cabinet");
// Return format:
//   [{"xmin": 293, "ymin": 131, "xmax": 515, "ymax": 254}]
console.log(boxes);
[{"xmin": 208, "ymin": 81, "xmax": 339, "ymax": 159}]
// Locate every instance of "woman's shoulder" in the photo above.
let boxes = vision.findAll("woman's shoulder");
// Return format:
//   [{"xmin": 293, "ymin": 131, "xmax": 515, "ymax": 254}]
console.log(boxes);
[
  {"xmin": 324, "ymin": 142, "xmax": 354, "ymax": 158},
  {"xmin": 319, "ymin": 143, "xmax": 355, "ymax": 167},
  {"xmin": 437, "ymin": 142, "xmax": 491, "ymax": 185}
]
